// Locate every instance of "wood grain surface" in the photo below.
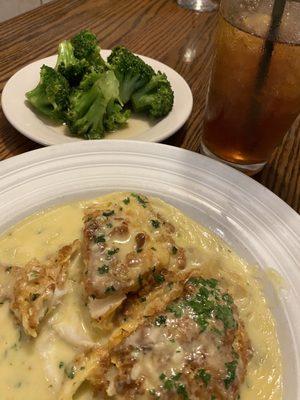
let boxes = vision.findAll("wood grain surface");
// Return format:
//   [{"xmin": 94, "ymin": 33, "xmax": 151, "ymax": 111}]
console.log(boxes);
[{"xmin": 0, "ymin": 0, "xmax": 299, "ymax": 212}]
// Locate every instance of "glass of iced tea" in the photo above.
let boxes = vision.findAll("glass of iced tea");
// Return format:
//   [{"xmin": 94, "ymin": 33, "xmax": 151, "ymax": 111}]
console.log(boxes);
[{"xmin": 201, "ymin": 0, "xmax": 300, "ymax": 175}]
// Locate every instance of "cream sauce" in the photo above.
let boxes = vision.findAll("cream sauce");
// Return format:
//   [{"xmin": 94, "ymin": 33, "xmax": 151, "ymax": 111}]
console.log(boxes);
[{"xmin": 0, "ymin": 192, "xmax": 282, "ymax": 399}]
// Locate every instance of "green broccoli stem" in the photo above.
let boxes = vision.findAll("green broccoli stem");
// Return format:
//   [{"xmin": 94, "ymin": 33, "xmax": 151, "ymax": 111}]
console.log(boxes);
[
  {"xmin": 26, "ymin": 84, "xmax": 54, "ymax": 117},
  {"xmin": 75, "ymin": 95, "xmax": 106, "ymax": 138},
  {"xmin": 56, "ymin": 40, "xmax": 76, "ymax": 68}
]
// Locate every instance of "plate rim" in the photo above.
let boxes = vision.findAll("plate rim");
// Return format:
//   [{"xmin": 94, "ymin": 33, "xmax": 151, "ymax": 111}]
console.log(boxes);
[
  {"xmin": 0, "ymin": 140, "xmax": 299, "ymax": 398},
  {"xmin": 1, "ymin": 51, "xmax": 193, "ymax": 146},
  {"xmin": 1, "ymin": 140, "xmax": 299, "ymax": 228}
]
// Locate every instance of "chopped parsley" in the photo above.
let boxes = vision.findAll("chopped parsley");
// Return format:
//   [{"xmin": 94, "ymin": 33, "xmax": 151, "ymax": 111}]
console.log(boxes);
[
  {"xmin": 153, "ymin": 272, "xmax": 165, "ymax": 284},
  {"xmin": 167, "ymin": 303, "xmax": 183, "ymax": 318},
  {"xmin": 154, "ymin": 315, "xmax": 167, "ymax": 326},
  {"xmin": 103, "ymin": 210, "xmax": 115, "ymax": 217},
  {"xmin": 107, "ymin": 247, "xmax": 119, "ymax": 257},
  {"xmin": 172, "ymin": 372, "xmax": 182, "ymax": 381},
  {"xmin": 136, "ymin": 248, "xmax": 143, "ymax": 253},
  {"xmin": 106, "ymin": 222, "xmax": 113, "ymax": 228},
  {"xmin": 182, "ymin": 277, "xmax": 236, "ymax": 332},
  {"xmin": 222, "ymin": 293, "xmax": 234, "ymax": 305},
  {"xmin": 131, "ymin": 193, "xmax": 148, "ymax": 208},
  {"xmin": 164, "ymin": 378, "xmax": 174, "ymax": 390},
  {"xmin": 150, "ymin": 219, "xmax": 160, "ymax": 229},
  {"xmin": 123, "ymin": 197, "xmax": 130, "ymax": 205},
  {"xmin": 30, "ymin": 293, "xmax": 40, "ymax": 301},
  {"xmin": 59, "ymin": 361, "xmax": 64, "ymax": 369},
  {"xmin": 215, "ymin": 304, "xmax": 236, "ymax": 330},
  {"xmin": 196, "ymin": 369, "xmax": 211, "ymax": 387},
  {"xmin": 139, "ymin": 296, "xmax": 146, "ymax": 303},
  {"xmin": 224, "ymin": 360, "xmax": 238, "ymax": 389},
  {"xmin": 172, "ymin": 246, "xmax": 178, "ymax": 255},
  {"xmin": 105, "ymin": 285, "xmax": 116, "ymax": 293},
  {"xmin": 65, "ymin": 365, "xmax": 76, "ymax": 379},
  {"xmin": 156, "ymin": 372, "xmax": 189, "ymax": 400},
  {"xmin": 28, "ymin": 271, "xmax": 39, "ymax": 280},
  {"xmin": 98, "ymin": 265, "xmax": 109, "ymax": 274},
  {"xmin": 176, "ymin": 383, "xmax": 189, "ymax": 400},
  {"xmin": 94, "ymin": 234, "xmax": 106, "ymax": 243}
]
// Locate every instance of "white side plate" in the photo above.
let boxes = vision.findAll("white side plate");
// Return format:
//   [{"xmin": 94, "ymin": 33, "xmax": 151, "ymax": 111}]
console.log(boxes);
[
  {"xmin": 1, "ymin": 51, "xmax": 193, "ymax": 145},
  {"xmin": 0, "ymin": 141, "xmax": 299, "ymax": 398}
]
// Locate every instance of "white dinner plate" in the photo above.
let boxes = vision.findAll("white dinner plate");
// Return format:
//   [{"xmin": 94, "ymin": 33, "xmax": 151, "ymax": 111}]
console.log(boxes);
[
  {"xmin": 0, "ymin": 141, "xmax": 299, "ymax": 398},
  {"xmin": 1, "ymin": 51, "xmax": 193, "ymax": 146}
]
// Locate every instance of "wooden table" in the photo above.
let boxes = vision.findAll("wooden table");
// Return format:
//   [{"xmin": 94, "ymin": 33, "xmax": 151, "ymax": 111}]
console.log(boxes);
[{"xmin": 0, "ymin": 0, "xmax": 299, "ymax": 212}]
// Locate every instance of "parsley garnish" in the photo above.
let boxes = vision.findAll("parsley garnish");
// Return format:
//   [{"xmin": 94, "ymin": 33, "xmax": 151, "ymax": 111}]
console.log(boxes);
[
  {"xmin": 98, "ymin": 265, "xmax": 109, "ymax": 274},
  {"xmin": 30, "ymin": 293, "xmax": 40, "ymax": 301},
  {"xmin": 103, "ymin": 210, "xmax": 114, "ymax": 217},
  {"xmin": 172, "ymin": 246, "xmax": 178, "ymax": 255},
  {"xmin": 224, "ymin": 360, "xmax": 238, "ymax": 389},
  {"xmin": 167, "ymin": 303, "xmax": 183, "ymax": 318},
  {"xmin": 215, "ymin": 304, "xmax": 236, "ymax": 330},
  {"xmin": 177, "ymin": 383, "xmax": 189, "ymax": 400},
  {"xmin": 105, "ymin": 285, "xmax": 116, "ymax": 293},
  {"xmin": 196, "ymin": 369, "xmax": 211, "ymax": 387},
  {"xmin": 107, "ymin": 248, "xmax": 119, "ymax": 257},
  {"xmin": 154, "ymin": 272, "xmax": 165, "ymax": 284},
  {"xmin": 94, "ymin": 234, "xmax": 106, "ymax": 243},
  {"xmin": 183, "ymin": 277, "xmax": 236, "ymax": 332},
  {"xmin": 123, "ymin": 197, "xmax": 130, "ymax": 205},
  {"xmin": 154, "ymin": 315, "xmax": 167, "ymax": 326},
  {"xmin": 164, "ymin": 379, "xmax": 174, "ymax": 390},
  {"xmin": 131, "ymin": 193, "xmax": 148, "ymax": 208},
  {"xmin": 150, "ymin": 219, "xmax": 160, "ymax": 229},
  {"xmin": 65, "ymin": 365, "xmax": 75, "ymax": 379}
]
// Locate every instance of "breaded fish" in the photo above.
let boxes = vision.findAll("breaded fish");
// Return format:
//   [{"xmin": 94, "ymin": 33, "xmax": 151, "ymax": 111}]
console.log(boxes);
[
  {"xmin": 10, "ymin": 240, "xmax": 80, "ymax": 337},
  {"xmin": 59, "ymin": 274, "xmax": 252, "ymax": 400},
  {"xmin": 82, "ymin": 193, "xmax": 186, "ymax": 322}
]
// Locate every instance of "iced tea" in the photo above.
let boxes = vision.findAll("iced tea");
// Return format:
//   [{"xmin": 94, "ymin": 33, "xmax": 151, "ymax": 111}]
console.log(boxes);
[{"xmin": 202, "ymin": 2, "xmax": 300, "ymax": 170}]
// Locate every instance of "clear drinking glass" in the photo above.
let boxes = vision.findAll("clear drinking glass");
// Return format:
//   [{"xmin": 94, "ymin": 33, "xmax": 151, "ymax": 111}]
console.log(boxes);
[
  {"xmin": 177, "ymin": 0, "xmax": 219, "ymax": 12},
  {"xmin": 201, "ymin": 0, "xmax": 300, "ymax": 175}
]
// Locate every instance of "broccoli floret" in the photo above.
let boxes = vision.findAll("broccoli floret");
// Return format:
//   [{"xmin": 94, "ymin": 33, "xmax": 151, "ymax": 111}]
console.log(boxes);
[
  {"xmin": 26, "ymin": 65, "xmax": 70, "ymax": 121},
  {"xmin": 55, "ymin": 40, "xmax": 89, "ymax": 86},
  {"xmin": 70, "ymin": 30, "xmax": 107, "ymax": 72},
  {"xmin": 131, "ymin": 72, "xmax": 174, "ymax": 118},
  {"xmin": 67, "ymin": 70, "xmax": 129, "ymax": 139},
  {"xmin": 104, "ymin": 100, "xmax": 131, "ymax": 131},
  {"xmin": 107, "ymin": 45, "xmax": 154, "ymax": 104}
]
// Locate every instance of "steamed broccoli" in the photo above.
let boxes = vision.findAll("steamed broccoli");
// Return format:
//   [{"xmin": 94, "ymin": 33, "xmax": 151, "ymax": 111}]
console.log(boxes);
[
  {"xmin": 55, "ymin": 40, "xmax": 89, "ymax": 86},
  {"xmin": 26, "ymin": 65, "xmax": 70, "ymax": 121},
  {"xmin": 67, "ymin": 70, "xmax": 130, "ymax": 139},
  {"xmin": 107, "ymin": 46, "xmax": 154, "ymax": 104},
  {"xmin": 131, "ymin": 72, "xmax": 174, "ymax": 118},
  {"xmin": 71, "ymin": 30, "xmax": 107, "ymax": 72},
  {"xmin": 104, "ymin": 100, "xmax": 131, "ymax": 131}
]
